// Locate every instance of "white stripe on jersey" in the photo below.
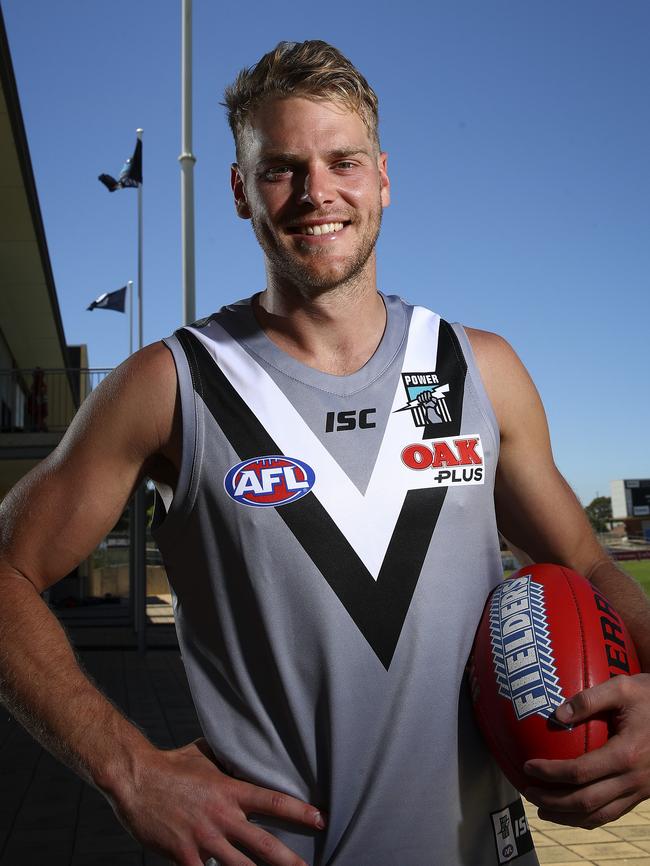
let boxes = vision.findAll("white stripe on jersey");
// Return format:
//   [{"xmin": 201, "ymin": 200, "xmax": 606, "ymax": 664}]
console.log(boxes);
[{"xmin": 187, "ymin": 308, "xmax": 471, "ymax": 580}]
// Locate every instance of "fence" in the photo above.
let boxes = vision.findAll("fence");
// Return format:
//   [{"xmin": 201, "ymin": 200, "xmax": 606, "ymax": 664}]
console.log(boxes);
[
  {"xmin": 610, "ymin": 549, "xmax": 650, "ymax": 561},
  {"xmin": 0, "ymin": 368, "xmax": 111, "ymax": 433}
]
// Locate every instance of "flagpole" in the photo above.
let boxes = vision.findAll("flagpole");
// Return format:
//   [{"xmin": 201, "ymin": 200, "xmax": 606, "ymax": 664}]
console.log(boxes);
[
  {"xmin": 134, "ymin": 127, "xmax": 147, "ymax": 655},
  {"xmin": 137, "ymin": 128, "xmax": 144, "ymax": 349},
  {"xmin": 130, "ymin": 280, "xmax": 134, "ymax": 356},
  {"xmin": 98, "ymin": 130, "xmax": 147, "ymax": 652},
  {"xmin": 180, "ymin": 0, "xmax": 196, "ymax": 325}
]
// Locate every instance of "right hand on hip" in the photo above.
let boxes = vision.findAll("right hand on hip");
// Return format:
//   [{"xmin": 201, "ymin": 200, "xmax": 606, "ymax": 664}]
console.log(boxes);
[{"xmin": 106, "ymin": 737, "xmax": 326, "ymax": 866}]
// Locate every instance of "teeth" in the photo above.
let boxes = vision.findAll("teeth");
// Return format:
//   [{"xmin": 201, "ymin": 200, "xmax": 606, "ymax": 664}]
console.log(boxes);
[{"xmin": 298, "ymin": 222, "xmax": 344, "ymax": 235}]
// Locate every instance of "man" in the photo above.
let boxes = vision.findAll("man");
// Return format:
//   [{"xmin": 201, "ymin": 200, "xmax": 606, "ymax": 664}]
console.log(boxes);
[{"xmin": 1, "ymin": 40, "xmax": 649, "ymax": 866}]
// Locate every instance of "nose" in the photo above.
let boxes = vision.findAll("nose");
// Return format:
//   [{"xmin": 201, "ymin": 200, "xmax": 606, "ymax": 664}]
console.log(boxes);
[{"xmin": 298, "ymin": 165, "xmax": 335, "ymax": 207}]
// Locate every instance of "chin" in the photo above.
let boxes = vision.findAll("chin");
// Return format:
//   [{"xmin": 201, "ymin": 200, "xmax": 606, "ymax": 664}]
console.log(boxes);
[
  {"xmin": 254, "ymin": 219, "xmax": 380, "ymax": 295},
  {"xmin": 285, "ymin": 244, "xmax": 376, "ymax": 289},
  {"xmin": 289, "ymin": 263, "xmax": 368, "ymax": 294}
]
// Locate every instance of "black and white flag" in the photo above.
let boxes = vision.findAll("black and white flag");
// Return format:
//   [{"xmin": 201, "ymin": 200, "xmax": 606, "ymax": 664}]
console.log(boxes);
[
  {"xmin": 87, "ymin": 286, "xmax": 127, "ymax": 312},
  {"xmin": 98, "ymin": 138, "xmax": 142, "ymax": 192}
]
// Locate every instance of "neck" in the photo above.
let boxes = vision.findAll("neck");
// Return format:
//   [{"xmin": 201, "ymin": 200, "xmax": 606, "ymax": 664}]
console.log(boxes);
[{"xmin": 254, "ymin": 263, "xmax": 387, "ymax": 376}]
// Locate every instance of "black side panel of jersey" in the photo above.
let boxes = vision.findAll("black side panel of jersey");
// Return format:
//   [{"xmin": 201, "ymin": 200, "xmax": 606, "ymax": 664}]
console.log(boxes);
[
  {"xmin": 423, "ymin": 320, "xmax": 467, "ymax": 440},
  {"xmin": 175, "ymin": 322, "xmax": 467, "ymax": 669}
]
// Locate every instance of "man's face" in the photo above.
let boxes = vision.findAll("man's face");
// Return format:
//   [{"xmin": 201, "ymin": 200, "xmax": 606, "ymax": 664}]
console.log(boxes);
[{"xmin": 231, "ymin": 96, "xmax": 390, "ymax": 295}]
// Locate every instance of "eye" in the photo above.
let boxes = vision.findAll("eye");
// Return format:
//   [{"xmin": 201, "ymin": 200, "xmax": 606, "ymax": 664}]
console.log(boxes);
[
  {"xmin": 334, "ymin": 160, "xmax": 356, "ymax": 170},
  {"xmin": 263, "ymin": 166, "xmax": 292, "ymax": 181}
]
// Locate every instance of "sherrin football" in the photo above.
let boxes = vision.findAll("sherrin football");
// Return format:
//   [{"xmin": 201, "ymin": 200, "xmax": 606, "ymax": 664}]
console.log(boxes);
[{"xmin": 468, "ymin": 563, "xmax": 641, "ymax": 793}]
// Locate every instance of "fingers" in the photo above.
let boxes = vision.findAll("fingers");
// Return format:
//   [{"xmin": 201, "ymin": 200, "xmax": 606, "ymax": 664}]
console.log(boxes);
[
  {"xmin": 195, "ymin": 779, "xmax": 323, "ymax": 865},
  {"xmin": 535, "ymin": 793, "xmax": 641, "ymax": 829},
  {"xmin": 520, "ymin": 674, "xmax": 650, "ymax": 829},
  {"xmin": 195, "ymin": 838, "xmax": 259, "ymax": 866},
  {"xmin": 229, "ymin": 824, "xmax": 311, "ymax": 866},
  {"xmin": 195, "ymin": 822, "xmax": 311, "ymax": 866},
  {"xmin": 115, "ymin": 743, "xmax": 325, "ymax": 866},
  {"xmin": 525, "ymin": 738, "xmax": 650, "ymax": 828},
  {"xmin": 524, "ymin": 736, "xmax": 627, "ymax": 787},
  {"xmin": 526, "ymin": 772, "xmax": 631, "ymax": 815},
  {"xmin": 524, "ymin": 727, "xmax": 648, "ymax": 830},
  {"xmin": 525, "ymin": 679, "xmax": 650, "ymax": 786},
  {"xmin": 236, "ymin": 781, "xmax": 325, "ymax": 831},
  {"xmin": 553, "ymin": 674, "xmax": 636, "ymax": 726},
  {"xmin": 189, "ymin": 816, "xmax": 312, "ymax": 866}
]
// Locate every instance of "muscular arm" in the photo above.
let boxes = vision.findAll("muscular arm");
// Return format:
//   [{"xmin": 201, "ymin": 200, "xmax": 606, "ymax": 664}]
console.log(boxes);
[
  {"xmin": 0, "ymin": 342, "xmax": 324, "ymax": 865},
  {"xmin": 466, "ymin": 328, "xmax": 650, "ymax": 670},
  {"xmin": 467, "ymin": 327, "xmax": 650, "ymax": 827},
  {"xmin": 0, "ymin": 342, "xmax": 176, "ymax": 789}
]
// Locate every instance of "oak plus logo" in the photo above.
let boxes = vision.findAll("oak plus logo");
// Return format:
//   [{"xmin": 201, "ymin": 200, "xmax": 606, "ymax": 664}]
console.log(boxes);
[
  {"xmin": 400, "ymin": 435, "xmax": 485, "ymax": 486},
  {"xmin": 224, "ymin": 456, "xmax": 315, "ymax": 508}
]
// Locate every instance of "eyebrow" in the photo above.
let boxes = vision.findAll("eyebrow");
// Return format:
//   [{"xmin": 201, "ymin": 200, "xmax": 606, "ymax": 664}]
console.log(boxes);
[{"xmin": 257, "ymin": 147, "xmax": 372, "ymax": 165}]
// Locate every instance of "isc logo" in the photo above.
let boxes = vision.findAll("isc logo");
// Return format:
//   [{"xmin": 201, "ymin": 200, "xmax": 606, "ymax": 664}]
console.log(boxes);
[
  {"xmin": 224, "ymin": 455, "xmax": 315, "ymax": 508},
  {"xmin": 325, "ymin": 408, "xmax": 376, "ymax": 432}
]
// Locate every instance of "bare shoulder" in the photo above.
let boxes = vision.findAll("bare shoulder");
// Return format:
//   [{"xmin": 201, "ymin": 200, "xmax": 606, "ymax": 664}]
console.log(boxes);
[
  {"xmin": 463, "ymin": 326, "xmax": 545, "ymax": 437},
  {"xmin": 90, "ymin": 339, "xmax": 176, "ymax": 405},
  {"xmin": 0, "ymin": 342, "xmax": 179, "ymax": 590},
  {"xmin": 62, "ymin": 339, "xmax": 179, "ymax": 468},
  {"xmin": 464, "ymin": 326, "xmax": 520, "ymax": 373}
]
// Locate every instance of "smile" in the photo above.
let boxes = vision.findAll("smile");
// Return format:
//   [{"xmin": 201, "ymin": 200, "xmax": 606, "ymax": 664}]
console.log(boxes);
[{"xmin": 289, "ymin": 222, "xmax": 347, "ymax": 236}]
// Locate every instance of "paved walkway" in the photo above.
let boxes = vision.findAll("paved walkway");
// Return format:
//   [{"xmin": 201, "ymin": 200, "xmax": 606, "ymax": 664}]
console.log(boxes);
[
  {"xmin": 0, "ymin": 637, "xmax": 191, "ymax": 866},
  {"xmin": 527, "ymin": 798, "xmax": 650, "ymax": 865},
  {"xmin": 1, "ymin": 629, "xmax": 648, "ymax": 864}
]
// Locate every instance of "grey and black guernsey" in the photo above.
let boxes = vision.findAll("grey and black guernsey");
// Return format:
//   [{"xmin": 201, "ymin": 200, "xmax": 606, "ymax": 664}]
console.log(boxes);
[{"xmin": 151, "ymin": 293, "xmax": 539, "ymax": 866}]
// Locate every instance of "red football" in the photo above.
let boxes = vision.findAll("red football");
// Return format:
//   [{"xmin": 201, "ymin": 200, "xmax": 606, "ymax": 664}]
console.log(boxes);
[{"xmin": 468, "ymin": 563, "xmax": 640, "ymax": 792}]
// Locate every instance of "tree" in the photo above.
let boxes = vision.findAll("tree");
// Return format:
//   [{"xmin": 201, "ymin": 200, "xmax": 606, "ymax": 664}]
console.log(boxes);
[{"xmin": 585, "ymin": 496, "xmax": 612, "ymax": 533}]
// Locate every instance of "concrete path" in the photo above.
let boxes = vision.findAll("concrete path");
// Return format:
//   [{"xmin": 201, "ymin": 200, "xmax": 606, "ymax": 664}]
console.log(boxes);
[
  {"xmin": 0, "ymin": 632, "xmax": 648, "ymax": 864},
  {"xmin": 0, "ymin": 642, "xmax": 191, "ymax": 866},
  {"xmin": 527, "ymin": 797, "xmax": 650, "ymax": 865}
]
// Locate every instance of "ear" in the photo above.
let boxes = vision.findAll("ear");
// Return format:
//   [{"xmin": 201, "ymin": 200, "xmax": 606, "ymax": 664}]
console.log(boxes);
[
  {"xmin": 231, "ymin": 163, "xmax": 251, "ymax": 219},
  {"xmin": 378, "ymin": 152, "xmax": 390, "ymax": 208}
]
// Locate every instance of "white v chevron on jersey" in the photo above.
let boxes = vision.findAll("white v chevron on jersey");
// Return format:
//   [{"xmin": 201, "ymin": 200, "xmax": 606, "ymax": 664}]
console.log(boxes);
[
  {"xmin": 186, "ymin": 307, "xmax": 471, "ymax": 581},
  {"xmin": 174, "ymin": 310, "xmax": 470, "ymax": 668},
  {"xmin": 152, "ymin": 297, "xmax": 526, "ymax": 866}
]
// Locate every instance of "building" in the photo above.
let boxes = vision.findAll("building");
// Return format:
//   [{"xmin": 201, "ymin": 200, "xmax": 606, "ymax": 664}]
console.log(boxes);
[
  {"xmin": 610, "ymin": 479, "xmax": 650, "ymax": 543},
  {"xmin": 0, "ymin": 8, "xmax": 171, "ymax": 645},
  {"xmin": 0, "ymin": 8, "xmax": 96, "ymax": 496}
]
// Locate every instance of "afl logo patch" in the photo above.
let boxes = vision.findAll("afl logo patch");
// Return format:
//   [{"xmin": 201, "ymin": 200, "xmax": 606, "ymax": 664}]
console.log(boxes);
[{"xmin": 224, "ymin": 455, "xmax": 315, "ymax": 508}]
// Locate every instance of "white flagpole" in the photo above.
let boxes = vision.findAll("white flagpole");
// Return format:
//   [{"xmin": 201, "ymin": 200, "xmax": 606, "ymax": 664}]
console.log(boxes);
[
  {"xmin": 136, "ymin": 128, "xmax": 144, "ymax": 349},
  {"xmin": 127, "ymin": 280, "xmax": 133, "ymax": 356},
  {"xmin": 180, "ymin": 0, "xmax": 196, "ymax": 325},
  {"xmin": 134, "ymin": 127, "xmax": 146, "ymax": 654}
]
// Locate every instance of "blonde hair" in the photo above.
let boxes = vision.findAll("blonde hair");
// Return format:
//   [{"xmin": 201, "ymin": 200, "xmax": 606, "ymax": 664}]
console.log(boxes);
[{"xmin": 223, "ymin": 40, "xmax": 380, "ymax": 158}]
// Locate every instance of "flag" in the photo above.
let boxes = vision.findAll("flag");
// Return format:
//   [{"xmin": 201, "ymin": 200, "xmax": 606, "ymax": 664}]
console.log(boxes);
[
  {"xmin": 87, "ymin": 286, "xmax": 127, "ymax": 312},
  {"xmin": 98, "ymin": 138, "xmax": 142, "ymax": 192}
]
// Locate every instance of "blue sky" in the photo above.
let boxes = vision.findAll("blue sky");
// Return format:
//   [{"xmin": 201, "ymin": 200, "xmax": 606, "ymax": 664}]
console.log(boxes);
[{"xmin": 3, "ymin": 0, "xmax": 649, "ymax": 506}]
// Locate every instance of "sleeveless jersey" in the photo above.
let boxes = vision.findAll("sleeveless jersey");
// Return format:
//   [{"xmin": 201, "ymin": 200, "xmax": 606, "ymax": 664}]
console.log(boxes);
[{"xmin": 151, "ymin": 293, "xmax": 539, "ymax": 866}]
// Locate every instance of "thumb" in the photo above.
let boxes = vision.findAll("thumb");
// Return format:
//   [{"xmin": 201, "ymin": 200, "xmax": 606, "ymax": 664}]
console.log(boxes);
[{"xmin": 555, "ymin": 676, "xmax": 629, "ymax": 725}]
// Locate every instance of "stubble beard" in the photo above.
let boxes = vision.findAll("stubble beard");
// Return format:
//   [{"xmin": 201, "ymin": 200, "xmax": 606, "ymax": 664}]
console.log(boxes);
[{"xmin": 251, "ymin": 204, "xmax": 383, "ymax": 298}]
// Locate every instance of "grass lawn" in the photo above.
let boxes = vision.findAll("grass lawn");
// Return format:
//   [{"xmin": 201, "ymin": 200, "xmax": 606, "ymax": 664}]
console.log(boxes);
[
  {"xmin": 505, "ymin": 559, "xmax": 650, "ymax": 595},
  {"xmin": 618, "ymin": 559, "xmax": 650, "ymax": 595}
]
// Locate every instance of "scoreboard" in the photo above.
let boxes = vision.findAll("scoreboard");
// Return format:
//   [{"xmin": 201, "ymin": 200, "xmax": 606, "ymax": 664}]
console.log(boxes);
[{"xmin": 611, "ymin": 479, "xmax": 650, "ymax": 518}]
